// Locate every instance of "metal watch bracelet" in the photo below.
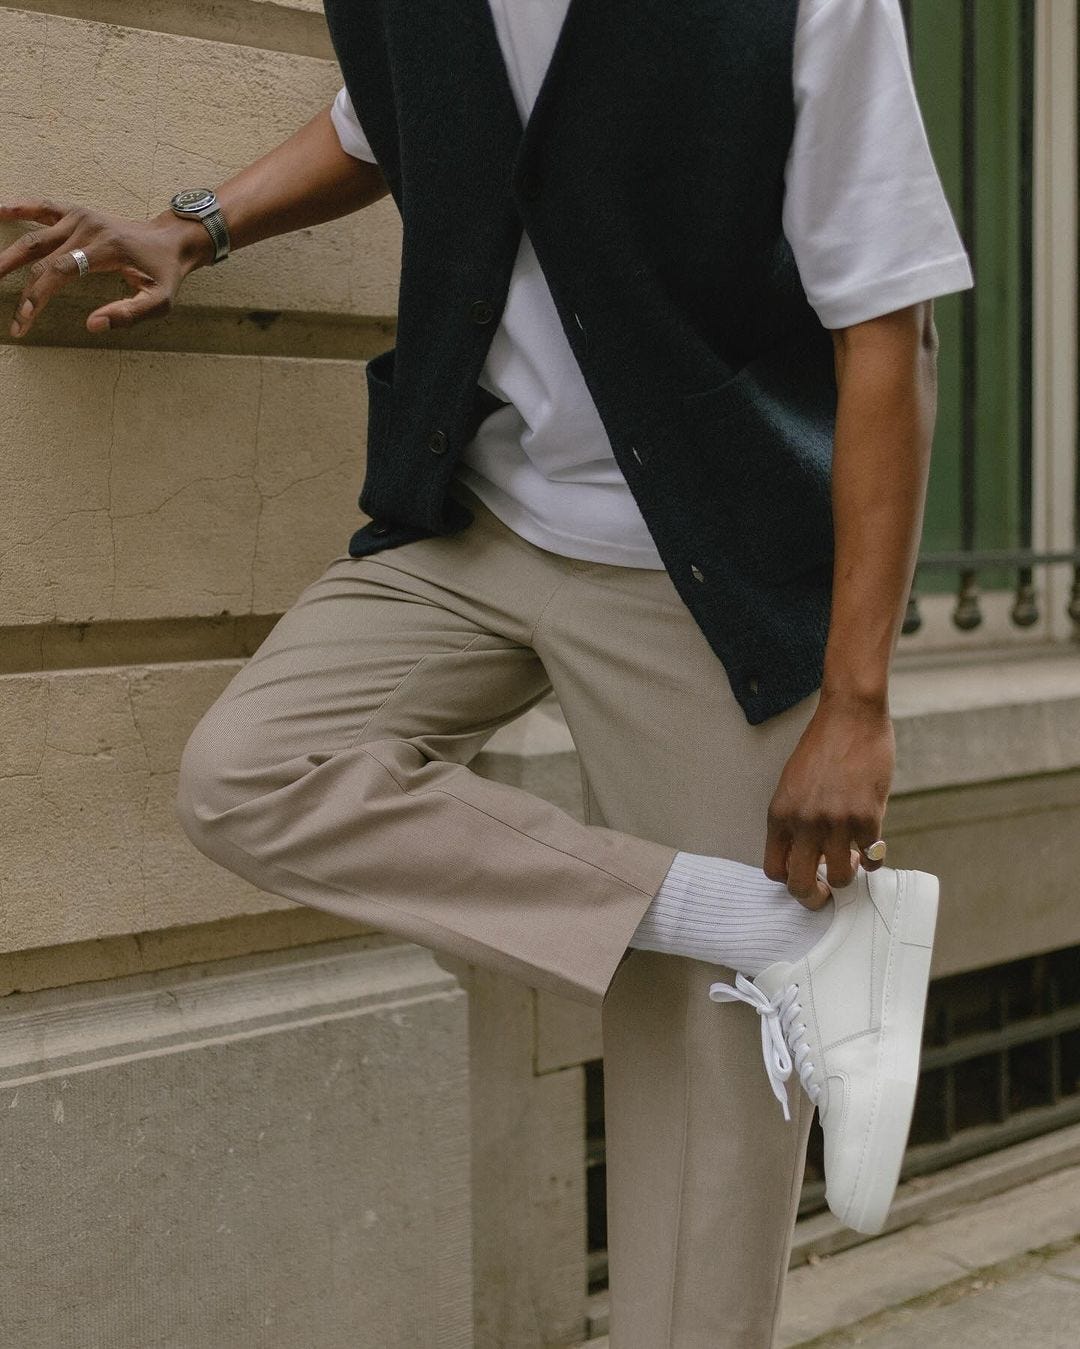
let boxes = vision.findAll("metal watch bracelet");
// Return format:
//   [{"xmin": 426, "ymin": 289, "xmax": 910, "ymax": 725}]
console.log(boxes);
[{"xmin": 198, "ymin": 208, "xmax": 230, "ymax": 265}]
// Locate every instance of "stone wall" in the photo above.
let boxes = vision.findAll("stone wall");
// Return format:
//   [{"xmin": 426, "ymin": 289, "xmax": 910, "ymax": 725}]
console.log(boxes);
[
  {"xmin": 0, "ymin": 4, "xmax": 484, "ymax": 1346},
  {"xmin": 5, "ymin": 5, "xmax": 1080, "ymax": 1347}
]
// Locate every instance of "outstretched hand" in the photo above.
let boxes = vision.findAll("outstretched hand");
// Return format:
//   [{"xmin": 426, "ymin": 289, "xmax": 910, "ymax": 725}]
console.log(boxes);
[
  {"xmin": 0, "ymin": 198, "xmax": 211, "ymax": 338},
  {"xmin": 764, "ymin": 692, "xmax": 894, "ymax": 909}
]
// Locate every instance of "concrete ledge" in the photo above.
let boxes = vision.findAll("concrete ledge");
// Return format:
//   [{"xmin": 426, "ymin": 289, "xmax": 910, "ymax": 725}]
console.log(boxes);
[
  {"xmin": 891, "ymin": 646, "xmax": 1080, "ymax": 792},
  {"xmin": 0, "ymin": 907, "xmax": 380, "ymax": 998},
  {"xmin": 479, "ymin": 648, "xmax": 1080, "ymax": 797},
  {"xmin": 9, "ymin": 0, "xmax": 337, "ymax": 58},
  {"xmin": 0, "ymin": 938, "xmax": 473, "ymax": 1348}
]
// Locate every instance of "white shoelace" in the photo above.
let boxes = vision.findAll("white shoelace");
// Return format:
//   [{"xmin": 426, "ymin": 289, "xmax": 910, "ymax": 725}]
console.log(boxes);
[{"xmin": 708, "ymin": 972, "xmax": 822, "ymax": 1122}]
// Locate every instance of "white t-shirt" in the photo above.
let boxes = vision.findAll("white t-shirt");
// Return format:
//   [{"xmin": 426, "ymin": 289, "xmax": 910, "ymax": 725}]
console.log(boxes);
[{"xmin": 331, "ymin": 0, "xmax": 975, "ymax": 569}]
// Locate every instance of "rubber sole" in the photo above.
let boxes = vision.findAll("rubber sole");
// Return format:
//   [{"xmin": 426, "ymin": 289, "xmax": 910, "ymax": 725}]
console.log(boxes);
[{"xmin": 830, "ymin": 870, "xmax": 940, "ymax": 1235}]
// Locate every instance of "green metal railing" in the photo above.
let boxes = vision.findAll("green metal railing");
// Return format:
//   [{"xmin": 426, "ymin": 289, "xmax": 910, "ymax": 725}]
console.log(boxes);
[{"xmin": 899, "ymin": 0, "xmax": 1080, "ymax": 633}]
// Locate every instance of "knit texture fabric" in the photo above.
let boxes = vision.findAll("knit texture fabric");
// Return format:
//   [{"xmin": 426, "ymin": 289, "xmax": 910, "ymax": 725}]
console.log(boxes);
[
  {"xmin": 320, "ymin": 0, "xmax": 839, "ymax": 726},
  {"xmin": 629, "ymin": 850, "xmax": 834, "ymax": 977}
]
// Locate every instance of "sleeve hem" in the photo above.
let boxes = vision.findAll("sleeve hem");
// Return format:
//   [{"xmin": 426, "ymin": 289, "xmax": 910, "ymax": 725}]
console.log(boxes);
[
  {"xmin": 812, "ymin": 255, "xmax": 975, "ymax": 330},
  {"xmin": 329, "ymin": 86, "xmax": 379, "ymax": 164}
]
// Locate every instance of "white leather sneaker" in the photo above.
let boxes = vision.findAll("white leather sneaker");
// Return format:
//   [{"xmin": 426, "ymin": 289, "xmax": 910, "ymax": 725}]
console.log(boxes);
[{"xmin": 709, "ymin": 864, "xmax": 939, "ymax": 1235}]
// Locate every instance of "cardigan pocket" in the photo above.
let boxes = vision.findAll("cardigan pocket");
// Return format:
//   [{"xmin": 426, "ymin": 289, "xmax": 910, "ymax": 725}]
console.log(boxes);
[{"xmin": 665, "ymin": 327, "xmax": 838, "ymax": 585}]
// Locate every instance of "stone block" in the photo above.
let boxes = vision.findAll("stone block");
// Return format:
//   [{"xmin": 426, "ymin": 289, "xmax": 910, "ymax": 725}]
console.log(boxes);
[
  {"xmin": 892, "ymin": 652, "xmax": 1080, "ymax": 792},
  {"xmin": 0, "ymin": 661, "xmax": 305, "ymax": 953},
  {"xmin": 535, "ymin": 989, "xmax": 602, "ymax": 1075},
  {"xmin": 0, "ymin": 7, "xmax": 401, "ymax": 323},
  {"xmin": 451, "ymin": 964, "xmax": 588, "ymax": 1349},
  {"xmin": 0, "ymin": 939, "xmax": 473, "ymax": 1348},
  {"xmin": 528, "ymin": 1066, "xmax": 589, "ymax": 1347},
  {"xmin": 1, "ymin": 346, "xmax": 366, "ymax": 625},
  {"xmin": 885, "ymin": 769, "xmax": 1080, "ymax": 976}
]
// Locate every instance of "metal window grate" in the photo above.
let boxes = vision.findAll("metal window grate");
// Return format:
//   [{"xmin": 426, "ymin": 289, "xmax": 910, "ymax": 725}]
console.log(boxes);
[{"xmin": 585, "ymin": 943, "xmax": 1080, "ymax": 1289}]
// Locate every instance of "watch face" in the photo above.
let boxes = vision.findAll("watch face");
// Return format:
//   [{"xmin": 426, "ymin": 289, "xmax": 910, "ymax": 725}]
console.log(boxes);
[{"xmin": 171, "ymin": 188, "xmax": 216, "ymax": 214}]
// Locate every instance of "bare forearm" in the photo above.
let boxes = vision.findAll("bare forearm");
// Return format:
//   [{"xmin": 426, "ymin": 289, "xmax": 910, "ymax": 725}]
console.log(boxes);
[
  {"xmin": 821, "ymin": 302, "xmax": 939, "ymax": 709},
  {"xmin": 763, "ymin": 303, "xmax": 938, "ymax": 902},
  {"xmin": 155, "ymin": 104, "xmax": 390, "ymax": 271}
]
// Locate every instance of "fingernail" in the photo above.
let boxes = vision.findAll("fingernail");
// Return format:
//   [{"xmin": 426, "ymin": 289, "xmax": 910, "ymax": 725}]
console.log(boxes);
[
  {"xmin": 9, "ymin": 320, "xmax": 21, "ymax": 337},
  {"xmin": 18, "ymin": 299, "xmax": 32, "ymax": 319}
]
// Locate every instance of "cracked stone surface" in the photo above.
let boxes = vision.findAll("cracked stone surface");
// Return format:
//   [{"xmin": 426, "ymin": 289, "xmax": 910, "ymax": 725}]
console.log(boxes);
[
  {"xmin": 0, "ymin": 7, "xmax": 405, "ymax": 959},
  {"xmin": 1, "ymin": 346, "xmax": 366, "ymax": 623}
]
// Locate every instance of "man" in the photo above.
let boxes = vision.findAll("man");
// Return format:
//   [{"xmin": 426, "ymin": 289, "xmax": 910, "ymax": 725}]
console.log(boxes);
[{"xmin": 1, "ymin": 0, "xmax": 972, "ymax": 1342}]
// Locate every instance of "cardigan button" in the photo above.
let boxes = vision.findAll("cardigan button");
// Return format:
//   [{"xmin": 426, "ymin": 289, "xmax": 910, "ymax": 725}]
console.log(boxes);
[
  {"xmin": 630, "ymin": 445, "xmax": 644, "ymax": 466},
  {"xmin": 470, "ymin": 299, "xmax": 494, "ymax": 325},
  {"xmin": 428, "ymin": 429, "xmax": 449, "ymax": 454},
  {"xmin": 370, "ymin": 519, "xmax": 390, "ymax": 535},
  {"xmin": 748, "ymin": 677, "xmax": 761, "ymax": 696},
  {"xmin": 690, "ymin": 563, "xmax": 705, "ymax": 582}
]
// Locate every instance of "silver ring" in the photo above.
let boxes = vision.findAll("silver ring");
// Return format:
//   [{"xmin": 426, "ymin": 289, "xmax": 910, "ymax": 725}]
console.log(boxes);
[
  {"xmin": 68, "ymin": 248, "xmax": 90, "ymax": 278},
  {"xmin": 862, "ymin": 839, "xmax": 887, "ymax": 863}
]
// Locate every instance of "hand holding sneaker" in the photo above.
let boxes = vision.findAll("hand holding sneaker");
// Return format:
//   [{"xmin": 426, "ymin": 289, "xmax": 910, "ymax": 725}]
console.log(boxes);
[{"xmin": 709, "ymin": 861, "xmax": 939, "ymax": 1235}]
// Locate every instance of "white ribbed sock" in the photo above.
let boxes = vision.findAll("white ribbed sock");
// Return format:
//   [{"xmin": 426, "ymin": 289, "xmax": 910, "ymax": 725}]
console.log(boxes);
[{"xmin": 628, "ymin": 849, "xmax": 835, "ymax": 977}]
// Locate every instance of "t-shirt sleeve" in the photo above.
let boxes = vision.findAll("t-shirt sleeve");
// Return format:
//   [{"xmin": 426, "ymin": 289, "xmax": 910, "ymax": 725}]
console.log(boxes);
[
  {"xmin": 783, "ymin": 0, "xmax": 975, "ymax": 330},
  {"xmin": 329, "ymin": 84, "xmax": 379, "ymax": 164}
]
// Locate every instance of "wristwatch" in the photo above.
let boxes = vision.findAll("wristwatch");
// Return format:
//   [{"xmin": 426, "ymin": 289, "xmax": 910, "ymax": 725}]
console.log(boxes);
[{"xmin": 169, "ymin": 188, "xmax": 230, "ymax": 265}]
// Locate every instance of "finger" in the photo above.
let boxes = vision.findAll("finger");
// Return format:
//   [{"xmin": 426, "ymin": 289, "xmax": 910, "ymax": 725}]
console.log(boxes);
[
  {"xmin": 763, "ymin": 808, "xmax": 791, "ymax": 884},
  {"xmin": 9, "ymin": 246, "xmax": 91, "ymax": 338},
  {"xmin": 786, "ymin": 832, "xmax": 830, "ymax": 910},
  {"xmin": 0, "ymin": 220, "xmax": 73, "ymax": 282},
  {"xmin": 855, "ymin": 820, "xmax": 887, "ymax": 872},
  {"xmin": 0, "ymin": 199, "xmax": 69, "ymax": 227},
  {"xmin": 822, "ymin": 832, "xmax": 857, "ymax": 890},
  {"xmin": 86, "ymin": 283, "xmax": 173, "ymax": 333}
]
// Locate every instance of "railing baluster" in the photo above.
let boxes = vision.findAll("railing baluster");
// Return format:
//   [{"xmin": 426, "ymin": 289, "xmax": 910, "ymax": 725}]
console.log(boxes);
[
  {"xmin": 900, "ymin": 0, "xmax": 919, "ymax": 637},
  {"xmin": 1013, "ymin": 0, "xmax": 1039, "ymax": 628},
  {"xmin": 956, "ymin": 0, "xmax": 983, "ymax": 631},
  {"xmin": 954, "ymin": 569, "xmax": 982, "ymax": 630},
  {"xmin": 1074, "ymin": 0, "xmax": 1080, "ymax": 631}
]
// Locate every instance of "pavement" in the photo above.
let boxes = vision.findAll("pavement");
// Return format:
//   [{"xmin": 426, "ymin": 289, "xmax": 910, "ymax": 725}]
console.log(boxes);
[
  {"xmin": 579, "ymin": 1147, "xmax": 1080, "ymax": 1348},
  {"xmin": 784, "ymin": 1219, "xmax": 1080, "ymax": 1347}
]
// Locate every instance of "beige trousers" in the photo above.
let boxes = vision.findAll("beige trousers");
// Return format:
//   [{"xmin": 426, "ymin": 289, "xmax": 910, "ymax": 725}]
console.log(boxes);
[{"xmin": 175, "ymin": 479, "xmax": 820, "ymax": 1348}]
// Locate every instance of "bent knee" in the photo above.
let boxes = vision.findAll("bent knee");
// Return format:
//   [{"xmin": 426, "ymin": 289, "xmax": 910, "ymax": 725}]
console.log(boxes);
[
  {"xmin": 174, "ymin": 697, "xmax": 346, "ymax": 863},
  {"xmin": 174, "ymin": 707, "xmax": 270, "ymax": 856}
]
